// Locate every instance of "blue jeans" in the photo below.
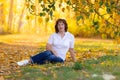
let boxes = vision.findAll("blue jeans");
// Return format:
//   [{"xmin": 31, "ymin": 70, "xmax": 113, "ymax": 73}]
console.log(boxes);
[{"xmin": 30, "ymin": 50, "xmax": 64, "ymax": 64}]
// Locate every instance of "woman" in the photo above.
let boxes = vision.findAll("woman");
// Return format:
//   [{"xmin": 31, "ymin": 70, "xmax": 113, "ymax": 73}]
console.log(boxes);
[{"xmin": 17, "ymin": 18, "xmax": 76, "ymax": 66}]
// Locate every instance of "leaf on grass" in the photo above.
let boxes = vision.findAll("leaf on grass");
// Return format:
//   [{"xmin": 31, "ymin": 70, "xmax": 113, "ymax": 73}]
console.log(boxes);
[
  {"xmin": 51, "ymin": 71, "xmax": 57, "ymax": 79},
  {"xmin": 41, "ymin": 67, "xmax": 47, "ymax": 71},
  {"xmin": 82, "ymin": 70, "xmax": 90, "ymax": 77}
]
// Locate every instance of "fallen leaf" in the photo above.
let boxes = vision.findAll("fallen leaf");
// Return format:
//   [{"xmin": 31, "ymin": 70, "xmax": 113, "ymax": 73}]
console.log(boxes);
[{"xmin": 0, "ymin": 76, "xmax": 4, "ymax": 80}]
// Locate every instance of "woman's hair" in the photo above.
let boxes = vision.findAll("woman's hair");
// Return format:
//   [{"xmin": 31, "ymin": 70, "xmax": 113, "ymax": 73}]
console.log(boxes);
[{"xmin": 55, "ymin": 19, "xmax": 68, "ymax": 33}]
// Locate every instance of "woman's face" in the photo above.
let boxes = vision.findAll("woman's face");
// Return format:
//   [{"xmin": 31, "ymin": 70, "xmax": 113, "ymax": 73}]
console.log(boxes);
[{"xmin": 58, "ymin": 21, "xmax": 65, "ymax": 33}]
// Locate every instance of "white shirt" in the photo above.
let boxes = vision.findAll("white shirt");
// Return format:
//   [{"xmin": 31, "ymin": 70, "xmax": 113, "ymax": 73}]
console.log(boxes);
[{"xmin": 48, "ymin": 32, "xmax": 74, "ymax": 60}]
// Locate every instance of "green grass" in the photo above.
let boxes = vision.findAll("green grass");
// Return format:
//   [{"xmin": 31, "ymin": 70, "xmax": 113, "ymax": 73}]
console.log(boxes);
[
  {"xmin": 75, "ymin": 38, "xmax": 117, "ymax": 52},
  {"xmin": 5, "ymin": 55, "xmax": 120, "ymax": 80}
]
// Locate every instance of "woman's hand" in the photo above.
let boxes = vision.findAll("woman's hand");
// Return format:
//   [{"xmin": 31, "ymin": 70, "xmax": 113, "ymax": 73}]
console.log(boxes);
[
  {"xmin": 46, "ymin": 43, "xmax": 58, "ymax": 57},
  {"xmin": 69, "ymin": 48, "xmax": 76, "ymax": 62}
]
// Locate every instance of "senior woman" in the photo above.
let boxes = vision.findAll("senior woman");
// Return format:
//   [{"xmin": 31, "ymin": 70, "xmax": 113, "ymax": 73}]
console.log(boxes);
[{"xmin": 17, "ymin": 18, "xmax": 76, "ymax": 66}]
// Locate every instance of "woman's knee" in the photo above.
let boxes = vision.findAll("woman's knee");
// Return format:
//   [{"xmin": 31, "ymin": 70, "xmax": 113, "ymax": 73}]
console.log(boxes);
[
  {"xmin": 43, "ymin": 50, "xmax": 52, "ymax": 56},
  {"xmin": 59, "ymin": 59, "xmax": 64, "ymax": 63},
  {"xmin": 56, "ymin": 57, "xmax": 64, "ymax": 63}
]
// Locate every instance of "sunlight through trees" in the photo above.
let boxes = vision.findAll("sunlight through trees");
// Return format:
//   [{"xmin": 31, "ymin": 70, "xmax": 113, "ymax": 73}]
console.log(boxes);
[{"xmin": 0, "ymin": 0, "xmax": 120, "ymax": 39}]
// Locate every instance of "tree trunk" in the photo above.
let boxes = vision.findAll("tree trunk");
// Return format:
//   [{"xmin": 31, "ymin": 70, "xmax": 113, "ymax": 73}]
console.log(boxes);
[
  {"xmin": 0, "ymin": 3, "xmax": 4, "ymax": 34},
  {"xmin": 44, "ymin": 18, "xmax": 48, "ymax": 35},
  {"xmin": 35, "ymin": 0, "xmax": 38, "ymax": 34},
  {"xmin": 18, "ymin": 2, "xmax": 25, "ymax": 33},
  {"xmin": 8, "ymin": 0, "xmax": 14, "ymax": 33}
]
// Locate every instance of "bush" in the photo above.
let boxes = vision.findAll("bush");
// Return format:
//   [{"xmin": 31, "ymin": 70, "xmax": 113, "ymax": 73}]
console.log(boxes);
[{"xmin": 73, "ymin": 62, "xmax": 83, "ymax": 70}]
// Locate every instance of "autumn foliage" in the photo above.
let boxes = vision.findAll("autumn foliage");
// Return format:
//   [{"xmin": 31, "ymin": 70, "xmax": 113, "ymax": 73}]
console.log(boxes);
[{"xmin": 0, "ymin": 0, "xmax": 120, "ymax": 39}]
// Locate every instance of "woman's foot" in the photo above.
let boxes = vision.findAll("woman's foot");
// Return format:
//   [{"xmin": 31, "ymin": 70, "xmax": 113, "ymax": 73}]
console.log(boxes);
[{"xmin": 17, "ymin": 60, "xmax": 29, "ymax": 66}]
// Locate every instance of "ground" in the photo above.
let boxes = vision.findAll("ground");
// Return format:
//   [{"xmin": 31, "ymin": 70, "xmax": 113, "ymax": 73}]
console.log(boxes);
[{"xmin": 0, "ymin": 34, "xmax": 120, "ymax": 80}]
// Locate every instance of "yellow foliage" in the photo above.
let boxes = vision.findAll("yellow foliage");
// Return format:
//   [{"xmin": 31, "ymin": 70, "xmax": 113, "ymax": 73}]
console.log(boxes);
[
  {"xmin": 110, "ymin": 31, "xmax": 115, "ymax": 38},
  {"xmin": 38, "ymin": 17, "xmax": 43, "ymax": 23},
  {"xmin": 106, "ymin": 27, "xmax": 112, "ymax": 34},
  {"xmin": 94, "ymin": 1, "xmax": 99, "ymax": 10},
  {"xmin": 115, "ymin": 37, "xmax": 120, "ymax": 44},
  {"xmin": 67, "ymin": 18, "xmax": 78, "ymax": 35},
  {"xmin": 102, "ymin": 34, "xmax": 107, "ymax": 39},
  {"xmin": 99, "ymin": 7, "xmax": 107, "ymax": 15},
  {"xmin": 91, "ymin": 0, "xmax": 95, "ymax": 4},
  {"xmin": 71, "ymin": 0, "xmax": 76, "ymax": 4},
  {"xmin": 98, "ymin": 25, "xmax": 106, "ymax": 33}
]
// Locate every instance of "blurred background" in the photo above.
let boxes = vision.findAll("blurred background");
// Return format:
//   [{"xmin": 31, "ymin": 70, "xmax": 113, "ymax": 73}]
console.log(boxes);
[{"xmin": 0, "ymin": 0, "xmax": 120, "ymax": 39}]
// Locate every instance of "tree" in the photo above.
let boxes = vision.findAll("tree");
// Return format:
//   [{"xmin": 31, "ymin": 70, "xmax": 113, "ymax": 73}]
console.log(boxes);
[
  {"xmin": 18, "ymin": 1, "xmax": 26, "ymax": 33},
  {"xmin": 0, "ymin": 3, "xmax": 4, "ymax": 33},
  {"xmin": 8, "ymin": 0, "xmax": 14, "ymax": 33},
  {"xmin": 26, "ymin": 0, "xmax": 120, "ymax": 39}
]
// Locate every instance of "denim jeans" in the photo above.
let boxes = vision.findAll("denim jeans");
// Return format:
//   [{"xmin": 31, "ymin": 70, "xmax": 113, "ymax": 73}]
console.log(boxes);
[{"xmin": 30, "ymin": 50, "xmax": 64, "ymax": 64}]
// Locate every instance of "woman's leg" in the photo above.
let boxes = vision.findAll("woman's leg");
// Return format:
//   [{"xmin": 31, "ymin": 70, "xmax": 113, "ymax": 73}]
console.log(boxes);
[
  {"xmin": 30, "ymin": 50, "xmax": 53, "ymax": 64},
  {"xmin": 17, "ymin": 50, "xmax": 64, "ymax": 66},
  {"xmin": 31, "ymin": 50, "xmax": 64, "ymax": 64},
  {"xmin": 47, "ymin": 55, "xmax": 64, "ymax": 63}
]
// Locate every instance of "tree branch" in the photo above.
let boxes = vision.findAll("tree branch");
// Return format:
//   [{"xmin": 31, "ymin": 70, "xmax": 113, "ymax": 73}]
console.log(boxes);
[{"xmin": 94, "ymin": 9, "xmax": 119, "ymax": 27}]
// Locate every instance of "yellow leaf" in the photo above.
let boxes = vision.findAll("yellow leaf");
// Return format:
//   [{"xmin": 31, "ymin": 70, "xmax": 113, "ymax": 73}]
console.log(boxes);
[
  {"xmin": 82, "ymin": 71, "xmax": 90, "ymax": 77},
  {"xmin": 53, "ymin": 73, "xmax": 57, "ymax": 79},
  {"xmin": 62, "ymin": 8, "xmax": 65, "ymax": 12},
  {"xmin": 0, "ymin": 76, "xmax": 4, "ymax": 80},
  {"xmin": 100, "ymin": 62, "xmax": 105, "ymax": 65},
  {"xmin": 41, "ymin": 67, "xmax": 47, "ymax": 71}
]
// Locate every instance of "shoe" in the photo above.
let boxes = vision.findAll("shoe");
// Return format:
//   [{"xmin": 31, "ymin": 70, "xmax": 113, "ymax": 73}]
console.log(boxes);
[{"xmin": 17, "ymin": 60, "xmax": 29, "ymax": 66}]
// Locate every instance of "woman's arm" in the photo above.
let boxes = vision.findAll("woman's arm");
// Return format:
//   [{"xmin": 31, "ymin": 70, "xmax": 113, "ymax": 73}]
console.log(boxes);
[
  {"xmin": 69, "ymin": 48, "xmax": 76, "ymax": 62},
  {"xmin": 46, "ymin": 43, "xmax": 58, "ymax": 57}
]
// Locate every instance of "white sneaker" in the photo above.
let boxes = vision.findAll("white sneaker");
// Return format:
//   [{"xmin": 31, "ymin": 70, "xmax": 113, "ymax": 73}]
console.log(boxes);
[{"xmin": 17, "ymin": 60, "xmax": 29, "ymax": 66}]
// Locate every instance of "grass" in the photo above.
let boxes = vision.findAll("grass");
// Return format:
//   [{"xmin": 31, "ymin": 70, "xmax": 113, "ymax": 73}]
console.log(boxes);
[
  {"xmin": 5, "ymin": 55, "xmax": 120, "ymax": 80},
  {"xmin": 0, "ymin": 34, "xmax": 120, "ymax": 80}
]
